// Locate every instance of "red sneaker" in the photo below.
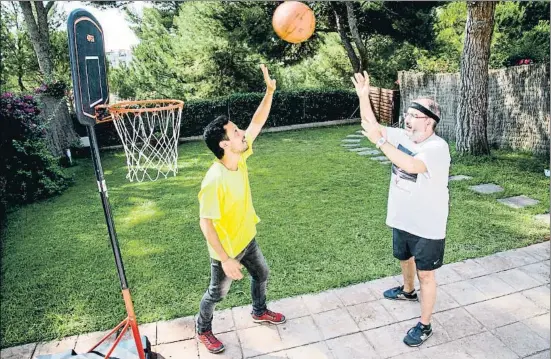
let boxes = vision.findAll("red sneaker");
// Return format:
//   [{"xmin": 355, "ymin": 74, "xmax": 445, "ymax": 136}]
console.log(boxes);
[
  {"xmin": 197, "ymin": 330, "xmax": 225, "ymax": 354},
  {"xmin": 252, "ymin": 309, "xmax": 286, "ymax": 324}
]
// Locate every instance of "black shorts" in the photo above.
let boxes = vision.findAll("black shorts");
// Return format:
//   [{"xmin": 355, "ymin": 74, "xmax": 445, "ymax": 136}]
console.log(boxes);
[{"xmin": 392, "ymin": 228, "xmax": 445, "ymax": 271}]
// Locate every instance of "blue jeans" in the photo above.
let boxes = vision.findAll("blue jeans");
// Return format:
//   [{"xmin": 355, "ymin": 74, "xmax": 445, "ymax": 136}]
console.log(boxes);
[{"xmin": 197, "ymin": 239, "xmax": 269, "ymax": 333}]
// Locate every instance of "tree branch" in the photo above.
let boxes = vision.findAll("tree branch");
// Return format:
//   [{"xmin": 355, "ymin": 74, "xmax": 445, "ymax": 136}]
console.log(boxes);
[
  {"xmin": 33, "ymin": 1, "xmax": 49, "ymax": 42},
  {"xmin": 45, "ymin": 1, "xmax": 55, "ymax": 14},
  {"xmin": 19, "ymin": 2, "xmax": 38, "ymax": 31},
  {"xmin": 346, "ymin": 2, "xmax": 369, "ymax": 72},
  {"xmin": 19, "ymin": 1, "xmax": 53, "ymax": 79},
  {"xmin": 331, "ymin": 3, "xmax": 360, "ymax": 73}
]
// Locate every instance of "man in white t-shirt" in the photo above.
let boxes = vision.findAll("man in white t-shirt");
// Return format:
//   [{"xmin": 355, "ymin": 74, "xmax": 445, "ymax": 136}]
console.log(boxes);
[{"xmin": 351, "ymin": 72, "xmax": 450, "ymax": 347}]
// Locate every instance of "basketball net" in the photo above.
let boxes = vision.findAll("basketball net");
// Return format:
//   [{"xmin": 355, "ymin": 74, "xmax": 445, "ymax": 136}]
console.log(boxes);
[{"xmin": 99, "ymin": 100, "xmax": 183, "ymax": 182}]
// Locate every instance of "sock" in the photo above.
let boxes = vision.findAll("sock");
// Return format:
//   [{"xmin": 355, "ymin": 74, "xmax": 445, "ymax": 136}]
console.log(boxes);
[{"xmin": 403, "ymin": 286, "xmax": 415, "ymax": 294}]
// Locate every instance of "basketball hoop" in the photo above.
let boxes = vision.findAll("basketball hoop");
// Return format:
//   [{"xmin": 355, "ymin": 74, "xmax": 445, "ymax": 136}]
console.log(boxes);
[{"xmin": 96, "ymin": 99, "xmax": 184, "ymax": 182}]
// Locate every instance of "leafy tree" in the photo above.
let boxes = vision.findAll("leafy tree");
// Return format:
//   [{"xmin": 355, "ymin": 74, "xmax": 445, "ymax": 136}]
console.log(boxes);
[
  {"xmin": 1, "ymin": 2, "xmax": 40, "ymax": 92},
  {"xmin": 417, "ymin": 1, "xmax": 549, "ymax": 72}
]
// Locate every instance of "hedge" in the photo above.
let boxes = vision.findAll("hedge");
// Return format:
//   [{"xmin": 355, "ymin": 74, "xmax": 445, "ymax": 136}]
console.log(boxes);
[{"xmin": 94, "ymin": 89, "xmax": 359, "ymax": 147}]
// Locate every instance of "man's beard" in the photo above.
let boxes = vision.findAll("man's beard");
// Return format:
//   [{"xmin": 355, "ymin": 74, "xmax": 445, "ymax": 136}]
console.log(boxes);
[{"xmin": 406, "ymin": 128, "xmax": 424, "ymax": 143}]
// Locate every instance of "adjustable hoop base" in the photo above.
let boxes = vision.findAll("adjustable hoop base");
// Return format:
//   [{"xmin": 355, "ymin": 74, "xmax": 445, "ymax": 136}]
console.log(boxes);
[{"xmin": 86, "ymin": 289, "xmax": 149, "ymax": 359}]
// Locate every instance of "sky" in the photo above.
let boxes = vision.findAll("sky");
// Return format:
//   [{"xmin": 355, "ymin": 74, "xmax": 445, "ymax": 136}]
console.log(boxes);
[{"xmin": 59, "ymin": 1, "xmax": 151, "ymax": 51}]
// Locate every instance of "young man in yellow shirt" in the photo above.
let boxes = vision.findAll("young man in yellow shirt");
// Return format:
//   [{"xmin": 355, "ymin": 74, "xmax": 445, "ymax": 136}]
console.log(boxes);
[{"xmin": 196, "ymin": 64, "xmax": 285, "ymax": 354}]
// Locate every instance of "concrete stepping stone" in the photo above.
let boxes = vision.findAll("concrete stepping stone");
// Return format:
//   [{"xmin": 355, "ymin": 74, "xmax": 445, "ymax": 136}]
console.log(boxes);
[
  {"xmin": 498, "ymin": 195, "xmax": 539, "ymax": 209},
  {"xmin": 348, "ymin": 147, "xmax": 372, "ymax": 152},
  {"xmin": 346, "ymin": 134, "xmax": 364, "ymax": 138},
  {"xmin": 358, "ymin": 150, "xmax": 380, "ymax": 156},
  {"xmin": 0, "ymin": 343, "xmax": 36, "ymax": 359},
  {"xmin": 370, "ymin": 156, "xmax": 388, "ymax": 161},
  {"xmin": 534, "ymin": 213, "xmax": 550, "ymax": 226},
  {"xmin": 449, "ymin": 175, "xmax": 473, "ymax": 181},
  {"xmin": 469, "ymin": 183, "xmax": 504, "ymax": 194},
  {"xmin": 380, "ymin": 161, "xmax": 391, "ymax": 165},
  {"xmin": 356, "ymin": 130, "xmax": 363, "ymax": 134},
  {"xmin": 341, "ymin": 143, "xmax": 361, "ymax": 148},
  {"xmin": 342, "ymin": 139, "xmax": 361, "ymax": 143}
]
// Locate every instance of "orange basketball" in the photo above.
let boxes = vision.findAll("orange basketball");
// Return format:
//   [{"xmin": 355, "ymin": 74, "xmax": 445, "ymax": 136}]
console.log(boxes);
[{"xmin": 272, "ymin": 1, "xmax": 315, "ymax": 44}]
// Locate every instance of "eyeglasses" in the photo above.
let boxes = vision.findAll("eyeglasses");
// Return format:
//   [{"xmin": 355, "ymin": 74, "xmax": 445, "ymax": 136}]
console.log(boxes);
[{"xmin": 402, "ymin": 112, "xmax": 429, "ymax": 120}]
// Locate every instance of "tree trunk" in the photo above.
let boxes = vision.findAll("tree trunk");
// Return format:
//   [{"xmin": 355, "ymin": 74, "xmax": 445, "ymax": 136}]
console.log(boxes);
[
  {"xmin": 37, "ymin": 94, "xmax": 80, "ymax": 157},
  {"xmin": 455, "ymin": 2, "xmax": 496, "ymax": 156},
  {"xmin": 19, "ymin": 1, "xmax": 79, "ymax": 158},
  {"xmin": 331, "ymin": 3, "xmax": 360, "ymax": 73},
  {"xmin": 19, "ymin": 1, "xmax": 53, "ymax": 81},
  {"xmin": 17, "ymin": 70, "xmax": 26, "ymax": 92},
  {"xmin": 345, "ymin": 2, "xmax": 368, "ymax": 72}
]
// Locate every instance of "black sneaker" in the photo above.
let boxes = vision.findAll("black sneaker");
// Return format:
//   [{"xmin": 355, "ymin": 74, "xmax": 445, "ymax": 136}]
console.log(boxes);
[
  {"xmin": 403, "ymin": 322, "xmax": 433, "ymax": 347},
  {"xmin": 383, "ymin": 285, "xmax": 418, "ymax": 301}
]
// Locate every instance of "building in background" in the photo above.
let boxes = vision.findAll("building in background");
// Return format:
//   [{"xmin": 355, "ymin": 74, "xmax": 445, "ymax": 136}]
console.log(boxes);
[{"xmin": 106, "ymin": 49, "xmax": 133, "ymax": 68}]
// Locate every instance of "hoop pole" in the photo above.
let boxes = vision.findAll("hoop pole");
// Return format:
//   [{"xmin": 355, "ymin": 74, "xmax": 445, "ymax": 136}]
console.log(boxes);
[
  {"xmin": 87, "ymin": 125, "xmax": 128, "ymax": 289},
  {"xmin": 86, "ymin": 125, "xmax": 145, "ymax": 359}
]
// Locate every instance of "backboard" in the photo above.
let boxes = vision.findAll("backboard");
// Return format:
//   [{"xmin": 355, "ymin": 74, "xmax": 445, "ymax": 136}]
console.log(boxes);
[{"xmin": 67, "ymin": 9, "xmax": 109, "ymax": 126}]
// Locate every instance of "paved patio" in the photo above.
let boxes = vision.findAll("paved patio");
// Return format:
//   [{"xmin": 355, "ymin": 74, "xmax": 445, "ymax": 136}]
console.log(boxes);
[{"xmin": 2, "ymin": 241, "xmax": 549, "ymax": 359}]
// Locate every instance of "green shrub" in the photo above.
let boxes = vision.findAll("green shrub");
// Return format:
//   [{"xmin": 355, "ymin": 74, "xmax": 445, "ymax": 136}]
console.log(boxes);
[{"xmin": 0, "ymin": 92, "xmax": 71, "ymax": 214}]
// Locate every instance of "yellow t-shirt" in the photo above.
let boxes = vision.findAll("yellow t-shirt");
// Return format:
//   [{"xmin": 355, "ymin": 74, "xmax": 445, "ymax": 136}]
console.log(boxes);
[{"xmin": 198, "ymin": 132, "xmax": 260, "ymax": 260}]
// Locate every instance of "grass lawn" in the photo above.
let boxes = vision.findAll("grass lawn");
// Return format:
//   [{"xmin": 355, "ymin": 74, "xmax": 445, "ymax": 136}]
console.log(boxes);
[{"xmin": 1, "ymin": 123, "xmax": 548, "ymax": 348}]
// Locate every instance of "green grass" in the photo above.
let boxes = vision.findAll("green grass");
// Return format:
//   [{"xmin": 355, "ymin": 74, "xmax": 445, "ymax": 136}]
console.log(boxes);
[{"xmin": 1, "ymin": 124, "xmax": 548, "ymax": 348}]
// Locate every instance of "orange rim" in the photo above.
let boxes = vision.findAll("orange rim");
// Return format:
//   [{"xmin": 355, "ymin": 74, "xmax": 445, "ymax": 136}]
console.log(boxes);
[
  {"xmin": 96, "ymin": 100, "xmax": 184, "ymax": 123},
  {"xmin": 108, "ymin": 99, "xmax": 184, "ymax": 115}
]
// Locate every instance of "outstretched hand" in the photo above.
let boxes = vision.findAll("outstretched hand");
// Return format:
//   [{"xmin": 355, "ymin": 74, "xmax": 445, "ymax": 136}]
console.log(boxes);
[
  {"xmin": 361, "ymin": 118, "xmax": 382, "ymax": 145},
  {"xmin": 261, "ymin": 64, "xmax": 276, "ymax": 94},
  {"xmin": 351, "ymin": 71, "xmax": 371, "ymax": 99}
]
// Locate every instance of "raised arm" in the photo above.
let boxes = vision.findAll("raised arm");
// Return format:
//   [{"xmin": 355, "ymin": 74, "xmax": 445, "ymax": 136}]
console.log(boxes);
[
  {"xmin": 351, "ymin": 71, "xmax": 387, "ymax": 139},
  {"xmin": 352, "ymin": 71, "xmax": 427, "ymax": 174},
  {"xmin": 246, "ymin": 64, "xmax": 277, "ymax": 142}
]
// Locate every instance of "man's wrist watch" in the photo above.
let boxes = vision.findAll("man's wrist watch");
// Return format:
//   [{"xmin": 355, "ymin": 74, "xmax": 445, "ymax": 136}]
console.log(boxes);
[{"xmin": 375, "ymin": 136, "xmax": 386, "ymax": 148}]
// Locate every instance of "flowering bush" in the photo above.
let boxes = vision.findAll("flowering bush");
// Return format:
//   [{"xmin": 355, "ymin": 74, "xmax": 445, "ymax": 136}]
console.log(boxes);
[
  {"xmin": 0, "ymin": 92, "xmax": 71, "ymax": 212},
  {"xmin": 34, "ymin": 80, "xmax": 67, "ymax": 98}
]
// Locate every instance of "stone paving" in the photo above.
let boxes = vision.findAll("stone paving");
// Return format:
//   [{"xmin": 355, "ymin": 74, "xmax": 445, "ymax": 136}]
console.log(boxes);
[
  {"xmin": 449, "ymin": 175, "xmax": 473, "ymax": 181},
  {"xmin": 498, "ymin": 196, "xmax": 540, "ymax": 209},
  {"xmin": 2, "ymin": 242, "xmax": 549, "ymax": 359},
  {"xmin": 469, "ymin": 183, "xmax": 504, "ymax": 194}
]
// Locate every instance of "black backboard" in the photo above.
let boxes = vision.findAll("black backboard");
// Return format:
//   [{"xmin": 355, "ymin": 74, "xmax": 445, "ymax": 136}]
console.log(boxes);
[{"xmin": 67, "ymin": 9, "xmax": 109, "ymax": 126}]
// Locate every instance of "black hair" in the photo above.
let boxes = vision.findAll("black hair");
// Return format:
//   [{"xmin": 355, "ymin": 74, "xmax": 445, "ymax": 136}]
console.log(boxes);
[{"xmin": 203, "ymin": 115, "xmax": 229, "ymax": 159}]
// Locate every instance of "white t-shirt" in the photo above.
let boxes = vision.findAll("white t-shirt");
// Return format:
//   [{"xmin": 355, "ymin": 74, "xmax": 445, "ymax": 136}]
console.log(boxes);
[{"xmin": 384, "ymin": 127, "xmax": 451, "ymax": 239}]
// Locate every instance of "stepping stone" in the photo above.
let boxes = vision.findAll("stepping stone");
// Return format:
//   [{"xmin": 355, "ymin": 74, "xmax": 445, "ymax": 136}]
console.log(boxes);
[
  {"xmin": 534, "ymin": 213, "xmax": 550, "ymax": 226},
  {"xmin": 380, "ymin": 161, "xmax": 391, "ymax": 165},
  {"xmin": 348, "ymin": 147, "xmax": 372, "ymax": 152},
  {"xmin": 0, "ymin": 343, "xmax": 37, "ymax": 359},
  {"xmin": 370, "ymin": 156, "xmax": 388, "ymax": 161},
  {"xmin": 341, "ymin": 143, "xmax": 360, "ymax": 148},
  {"xmin": 356, "ymin": 130, "xmax": 363, "ymax": 134},
  {"xmin": 357, "ymin": 150, "xmax": 380, "ymax": 156},
  {"xmin": 498, "ymin": 195, "xmax": 539, "ymax": 209},
  {"xmin": 346, "ymin": 134, "xmax": 364, "ymax": 138},
  {"xmin": 449, "ymin": 175, "xmax": 473, "ymax": 181},
  {"xmin": 342, "ymin": 139, "xmax": 361, "ymax": 143},
  {"xmin": 469, "ymin": 183, "xmax": 504, "ymax": 194}
]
